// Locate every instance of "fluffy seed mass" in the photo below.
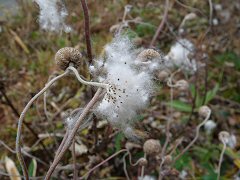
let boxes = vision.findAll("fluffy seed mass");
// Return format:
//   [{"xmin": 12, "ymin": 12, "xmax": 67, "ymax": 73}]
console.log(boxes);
[
  {"xmin": 92, "ymin": 36, "xmax": 156, "ymax": 139},
  {"xmin": 34, "ymin": 0, "xmax": 71, "ymax": 32}
]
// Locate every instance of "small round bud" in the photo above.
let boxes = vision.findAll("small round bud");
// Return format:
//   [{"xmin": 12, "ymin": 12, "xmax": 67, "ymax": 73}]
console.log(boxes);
[
  {"xmin": 143, "ymin": 139, "xmax": 161, "ymax": 155},
  {"xmin": 198, "ymin": 106, "xmax": 211, "ymax": 117},
  {"xmin": 137, "ymin": 49, "xmax": 160, "ymax": 62},
  {"xmin": 137, "ymin": 157, "xmax": 148, "ymax": 166},
  {"xmin": 163, "ymin": 155, "xmax": 172, "ymax": 165},
  {"xmin": 158, "ymin": 70, "xmax": 170, "ymax": 81},
  {"xmin": 55, "ymin": 47, "xmax": 82, "ymax": 70},
  {"xmin": 218, "ymin": 131, "xmax": 230, "ymax": 144},
  {"xmin": 176, "ymin": 80, "xmax": 189, "ymax": 91}
]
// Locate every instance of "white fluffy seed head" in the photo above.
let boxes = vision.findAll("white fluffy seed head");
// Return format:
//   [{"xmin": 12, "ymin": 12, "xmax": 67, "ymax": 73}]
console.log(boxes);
[
  {"xmin": 165, "ymin": 39, "xmax": 196, "ymax": 73},
  {"xmin": 95, "ymin": 36, "xmax": 155, "ymax": 140},
  {"xmin": 34, "ymin": 0, "xmax": 71, "ymax": 32},
  {"xmin": 204, "ymin": 120, "xmax": 217, "ymax": 133}
]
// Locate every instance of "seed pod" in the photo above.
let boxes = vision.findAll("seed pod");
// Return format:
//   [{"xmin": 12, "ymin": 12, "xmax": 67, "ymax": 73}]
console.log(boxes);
[
  {"xmin": 138, "ymin": 157, "xmax": 148, "ymax": 166},
  {"xmin": 55, "ymin": 47, "xmax": 82, "ymax": 70},
  {"xmin": 137, "ymin": 49, "xmax": 160, "ymax": 62},
  {"xmin": 176, "ymin": 79, "xmax": 189, "ymax": 91},
  {"xmin": 163, "ymin": 155, "xmax": 172, "ymax": 165},
  {"xmin": 158, "ymin": 70, "xmax": 170, "ymax": 81},
  {"xmin": 143, "ymin": 139, "xmax": 161, "ymax": 155},
  {"xmin": 198, "ymin": 106, "xmax": 211, "ymax": 117},
  {"xmin": 218, "ymin": 131, "xmax": 230, "ymax": 144}
]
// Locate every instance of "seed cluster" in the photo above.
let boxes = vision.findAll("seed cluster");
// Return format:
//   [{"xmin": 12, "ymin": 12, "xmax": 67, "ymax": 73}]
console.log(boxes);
[{"xmin": 55, "ymin": 47, "xmax": 82, "ymax": 70}]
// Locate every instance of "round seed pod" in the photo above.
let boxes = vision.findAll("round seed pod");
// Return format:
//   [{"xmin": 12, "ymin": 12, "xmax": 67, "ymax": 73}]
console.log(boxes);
[
  {"xmin": 55, "ymin": 47, "xmax": 82, "ymax": 70},
  {"xmin": 218, "ymin": 131, "xmax": 230, "ymax": 144},
  {"xmin": 198, "ymin": 106, "xmax": 211, "ymax": 117},
  {"xmin": 163, "ymin": 155, "xmax": 172, "ymax": 165},
  {"xmin": 138, "ymin": 157, "xmax": 148, "ymax": 166},
  {"xmin": 137, "ymin": 49, "xmax": 160, "ymax": 62},
  {"xmin": 143, "ymin": 139, "xmax": 161, "ymax": 155},
  {"xmin": 158, "ymin": 70, "xmax": 170, "ymax": 81},
  {"xmin": 176, "ymin": 79, "xmax": 189, "ymax": 91}
]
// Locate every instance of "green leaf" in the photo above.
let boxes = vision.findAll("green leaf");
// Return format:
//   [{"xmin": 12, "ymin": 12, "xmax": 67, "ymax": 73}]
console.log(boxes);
[
  {"xmin": 167, "ymin": 100, "xmax": 192, "ymax": 112},
  {"xmin": 28, "ymin": 158, "xmax": 37, "ymax": 177},
  {"xmin": 205, "ymin": 83, "xmax": 219, "ymax": 104},
  {"xmin": 115, "ymin": 133, "xmax": 124, "ymax": 152},
  {"xmin": 174, "ymin": 152, "xmax": 191, "ymax": 171}
]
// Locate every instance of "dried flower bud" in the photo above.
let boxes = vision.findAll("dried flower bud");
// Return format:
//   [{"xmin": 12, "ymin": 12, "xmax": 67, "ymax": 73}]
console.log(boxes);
[
  {"xmin": 138, "ymin": 157, "xmax": 148, "ymax": 166},
  {"xmin": 163, "ymin": 155, "xmax": 172, "ymax": 165},
  {"xmin": 198, "ymin": 106, "xmax": 211, "ymax": 117},
  {"xmin": 143, "ymin": 139, "xmax": 161, "ymax": 155},
  {"xmin": 55, "ymin": 47, "xmax": 82, "ymax": 70},
  {"xmin": 158, "ymin": 70, "xmax": 170, "ymax": 81},
  {"xmin": 176, "ymin": 79, "xmax": 189, "ymax": 91},
  {"xmin": 137, "ymin": 49, "xmax": 160, "ymax": 62},
  {"xmin": 218, "ymin": 131, "xmax": 230, "ymax": 144}
]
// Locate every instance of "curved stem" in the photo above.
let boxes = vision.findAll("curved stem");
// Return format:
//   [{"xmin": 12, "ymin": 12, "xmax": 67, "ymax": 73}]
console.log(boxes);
[
  {"xmin": 16, "ymin": 70, "xmax": 69, "ymax": 180},
  {"xmin": 173, "ymin": 109, "xmax": 211, "ymax": 163},
  {"xmin": 68, "ymin": 66, "xmax": 109, "ymax": 89},
  {"xmin": 217, "ymin": 143, "xmax": 226, "ymax": 180}
]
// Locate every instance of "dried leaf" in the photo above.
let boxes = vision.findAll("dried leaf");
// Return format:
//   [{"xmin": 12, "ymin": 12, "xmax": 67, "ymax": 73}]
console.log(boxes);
[{"xmin": 5, "ymin": 156, "xmax": 21, "ymax": 180}]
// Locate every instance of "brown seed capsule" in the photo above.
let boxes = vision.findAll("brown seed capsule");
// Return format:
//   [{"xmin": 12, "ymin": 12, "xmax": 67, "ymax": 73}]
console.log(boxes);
[
  {"xmin": 137, "ymin": 49, "xmax": 160, "ymax": 62},
  {"xmin": 55, "ymin": 47, "xmax": 82, "ymax": 70},
  {"xmin": 163, "ymin": 155, "xmax": 172, "ymax": 165},
  {"xmin": 158, "ymin": 70, "xmax": 170, "ymax": 81},
  {"xmin": 218, "ymin": 131, "xmax": 230, "ymax": 144},
  {"xmin": 138, "ymin": 157, "xmax": 148, "ymax": 166},
  {"xmin": 143, "ymin": 139, "xmax": 161, "ymax": 155},
  {"xmin": 198, "ymin": 105, "xmax": 211, "ymax": 117},
  {"xmin": 176, "ymin": 79, "xmax": 189, "ymax": 91}
]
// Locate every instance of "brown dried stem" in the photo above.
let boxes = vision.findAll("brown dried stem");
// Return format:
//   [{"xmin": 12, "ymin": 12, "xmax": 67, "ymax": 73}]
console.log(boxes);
[
  {"xmin": 44, "ymin": 88, "xmax": 102, "ymax": 180},
  {"xmin": 150, "ymin": 0, "xmax": 169, "ymax": 47},
  {"xmin": 80, "ymin": 0, "xmax": 93, "ymax": 63}
]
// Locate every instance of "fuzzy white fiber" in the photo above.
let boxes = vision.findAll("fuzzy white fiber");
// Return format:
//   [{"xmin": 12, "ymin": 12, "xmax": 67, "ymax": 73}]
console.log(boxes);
[
  {"xmin": 34, "ymin": 0, "xmax": 71, "ymax": 32},
  {"xmin": 93, "ymin": 36, "xmax": 153, "ymax": 140},
  {"xmin": 165, "ymin": 39, "xmax": 197, "ymax": 73},
  {"xmin": 204, "ymin": 120, "xmax": 217, "ymax": 134}
]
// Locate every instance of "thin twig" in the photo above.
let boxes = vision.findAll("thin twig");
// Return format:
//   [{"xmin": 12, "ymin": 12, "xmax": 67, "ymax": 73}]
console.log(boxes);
[
  {"xmin": 0, "ymin": 89, "xmax": 51, "ymax": 159},
  {"xmin": 16, "ymin": 70, "xmax": 70, "ymax": 180},
  {"xmin": 80, "ymin": 0, "xmax": 92, "ymax": 63},
  {"xmin": 150, "ymin": 0, "xmax": 169, "ymax": 47},
  {"xmin": 217, "ymin": 143, "xmax": 226, "ymax": 180},
  {"xmin": 79, "ymin": 149, "xmax": 128, "ymax": 179},
  {"xmin": 123, "ymin": 152, "xmax": 130, "ymax": 180},
  {"xmin": 72, "ymin": 138, "xmax": 77, "ymax": 180},
  {"xmin": 208, "ymin": 0, "xmax": 213, "ymax": 27},
  {"xmin": 172, "ymin": 109, "xmax": 211, "ymax": 163},
  {"xmin": 44, "ymin": 88, "xmax": 102, "ymax": 180}
]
